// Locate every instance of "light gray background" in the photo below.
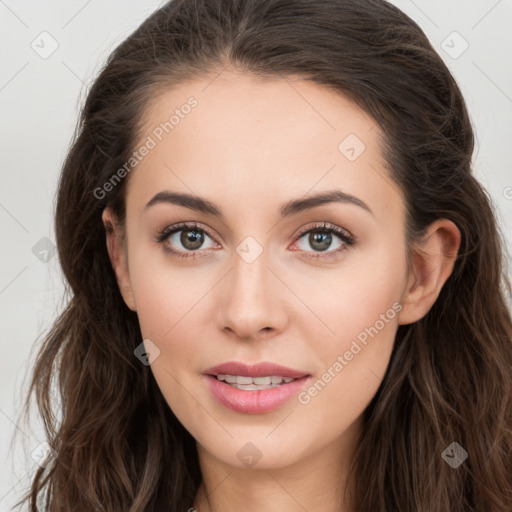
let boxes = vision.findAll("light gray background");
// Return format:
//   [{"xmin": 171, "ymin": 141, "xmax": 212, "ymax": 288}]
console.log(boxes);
[{"xmin": 1, "ymin": 1, "xmax": 511, "ymax": 509}]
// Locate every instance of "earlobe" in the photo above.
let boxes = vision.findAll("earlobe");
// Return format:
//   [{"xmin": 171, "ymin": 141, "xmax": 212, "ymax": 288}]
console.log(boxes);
[
  {"xmin": 398, "ymin": 219, "xmax": 461, "ymax": 325},
  {"xmin": 102, "ymin": 207, "xmax": 137, "ymax": 312}
]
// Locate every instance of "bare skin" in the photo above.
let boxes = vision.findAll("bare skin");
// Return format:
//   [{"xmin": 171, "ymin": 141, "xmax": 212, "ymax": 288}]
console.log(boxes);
[{"xmin": 103, "ymin": 68, "xmax": 460, "ymax": 512}]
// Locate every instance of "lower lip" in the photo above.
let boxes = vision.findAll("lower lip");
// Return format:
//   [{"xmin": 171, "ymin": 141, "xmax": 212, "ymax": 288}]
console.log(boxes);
[{"xmin": 204, "ymin": 374, "xmax": 311, "ymax": 414}]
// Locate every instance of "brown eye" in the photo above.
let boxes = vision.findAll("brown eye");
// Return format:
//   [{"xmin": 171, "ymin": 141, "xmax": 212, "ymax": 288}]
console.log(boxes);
[
  {"xmin": 179, "ymin": 228, "xmax": 205, "ymax": 251},
  {"xmin": 293, "ymin": 222, "xmax": 356, "ymax": 260},
  {"xmin": 306, "ymin": 230, "xmax": 332, "ymax": 252},
  {"xmin": 156, "ymin": 222, "xmax": 219, "ymax": 258}
]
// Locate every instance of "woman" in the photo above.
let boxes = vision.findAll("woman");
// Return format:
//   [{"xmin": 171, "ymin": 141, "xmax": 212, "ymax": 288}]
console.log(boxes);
[{"xmin": 16, "ymin": 0, "xmax": 512, "ymax": 510}]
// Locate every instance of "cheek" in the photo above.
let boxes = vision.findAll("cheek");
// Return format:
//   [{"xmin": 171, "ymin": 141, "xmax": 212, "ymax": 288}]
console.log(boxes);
[
  {"xmin": 129, "ymin": 260, "xmax": 210, "ymax": 425},
  {"xmin": 296, "ymin": 241, "xmax": 407, "ymax": 354},
  {"xmin": 294, "ymin": 242, "xmax": 406, "ymax": 420},
  {"xmin": 128, "ymin": 249, "xmax": 216, "ymax": 365}
]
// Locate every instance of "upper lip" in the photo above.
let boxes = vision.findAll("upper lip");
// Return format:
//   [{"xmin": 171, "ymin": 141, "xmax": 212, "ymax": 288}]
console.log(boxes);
[{"xmin": 203, "ymin": 361, "xmax": 310, "ymax": 379}]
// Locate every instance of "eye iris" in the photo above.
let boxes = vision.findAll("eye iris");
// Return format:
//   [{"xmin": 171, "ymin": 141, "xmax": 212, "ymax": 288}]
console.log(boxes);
[
  {"xmin": 309, "ymin": 231, "xmax": 331, "ymax": 251},
  {"xmin": 181, "ymin": 229, "xmax": 204, "ymax": 250}
]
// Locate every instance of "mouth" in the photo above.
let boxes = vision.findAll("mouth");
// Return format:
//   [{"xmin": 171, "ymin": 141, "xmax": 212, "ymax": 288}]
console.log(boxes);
[{"xmin": 202, "ymin": 361, "xmax": 311, "ymax": 414}]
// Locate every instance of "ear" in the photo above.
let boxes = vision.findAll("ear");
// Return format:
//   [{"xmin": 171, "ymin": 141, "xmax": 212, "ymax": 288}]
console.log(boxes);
[
  {"xmin": 102, "ymin": 207, "xmax": 137, "ymax": 311},
  {"xmin": 398, "ymin": 219, "xmax": 461, "ymax": 325}
]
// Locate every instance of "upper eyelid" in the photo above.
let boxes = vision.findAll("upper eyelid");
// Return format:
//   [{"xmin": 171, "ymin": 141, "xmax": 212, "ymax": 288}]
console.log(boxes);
[{"xmin": 295, "ymin": 222, "xmax": 353, "ymax": 239}]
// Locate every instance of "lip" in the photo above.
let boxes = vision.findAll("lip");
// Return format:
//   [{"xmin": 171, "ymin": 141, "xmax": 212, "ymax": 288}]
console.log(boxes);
[
  {"xmin": 202, "ymin": 361, "xmax": 311, "ymax": 414},
  {"xmin": 204, "ymin": 374, "xmax": 311, "ymax": 414},
  {"xmin": 203, "ymin": 361, "xmax": 309, "ymax": 379}
]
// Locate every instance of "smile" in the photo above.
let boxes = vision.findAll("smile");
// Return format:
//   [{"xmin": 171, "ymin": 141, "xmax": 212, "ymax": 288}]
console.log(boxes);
[{"xmin": 215, "ymin": 374, "xmax": 296, "ymax": 390}]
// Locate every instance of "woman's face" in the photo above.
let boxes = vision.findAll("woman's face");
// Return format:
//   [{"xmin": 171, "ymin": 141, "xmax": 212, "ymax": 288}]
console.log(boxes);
[{"xmin": 106, "ymin": 70, "xmax": 414, "ymax": 471}]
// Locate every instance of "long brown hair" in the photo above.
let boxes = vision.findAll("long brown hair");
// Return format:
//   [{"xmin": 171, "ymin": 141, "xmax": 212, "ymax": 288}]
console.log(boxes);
[{"xmin": 13, "ymin": 0, "xmax": 512, "ymax": 510}]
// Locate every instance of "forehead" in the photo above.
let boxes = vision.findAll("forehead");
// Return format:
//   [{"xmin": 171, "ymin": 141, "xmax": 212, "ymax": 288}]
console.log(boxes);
[
  {"xmin": 125, "ymin": 70, "xmax": 401, "ymax": 223},
  {"xmin": 138, "ymin": 69, "xmax": 379, "ymax": 151}
]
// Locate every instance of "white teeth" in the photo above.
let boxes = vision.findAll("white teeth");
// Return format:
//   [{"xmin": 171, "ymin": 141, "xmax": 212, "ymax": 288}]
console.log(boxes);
[
  {"xmin": 236, "ymin": 383, "xmax": 270, "ymax": 390},
  {"xmin": 236, "ymin": 376, "xmax": 253, "ymax": 385},
  {"xmin": 253, "ymin": 376, "xmax": 271, "ymax": 385},
  {"xmin": 216, "ymin": 374, "xmax": 297, "ymax": 389}
]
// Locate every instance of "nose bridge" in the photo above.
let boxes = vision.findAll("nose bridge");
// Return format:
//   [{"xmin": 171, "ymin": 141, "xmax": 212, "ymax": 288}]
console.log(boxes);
[{"xmin": 219, "ymin": 237, "xmax": 285, "ymax": 337}]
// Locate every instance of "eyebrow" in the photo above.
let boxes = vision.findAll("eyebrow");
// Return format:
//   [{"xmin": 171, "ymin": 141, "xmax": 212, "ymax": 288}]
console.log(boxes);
[{"xmin": 144, "ymin": 189, "xmax": 373, "ymax": 219}]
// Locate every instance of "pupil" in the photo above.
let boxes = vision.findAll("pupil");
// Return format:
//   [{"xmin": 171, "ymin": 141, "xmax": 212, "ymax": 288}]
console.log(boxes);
[
  {"xmin": 310, "ymin": 231, "xmax": 331, "ymax": 251},
  {"xmin": 181, "ymin": 229, "xmax": 204, "ymax": 250}
]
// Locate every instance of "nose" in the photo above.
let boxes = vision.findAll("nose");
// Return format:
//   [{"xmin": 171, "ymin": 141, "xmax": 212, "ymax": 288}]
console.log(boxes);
[{"xmin": 216, "ymin": 245, "xmax": 288, "ymax": 341}]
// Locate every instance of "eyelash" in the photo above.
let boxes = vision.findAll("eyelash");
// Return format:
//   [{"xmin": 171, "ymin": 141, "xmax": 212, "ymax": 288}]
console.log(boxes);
[{"xmin": 155, "ymin": 221, "xmax": 356, "ymax": 260}]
